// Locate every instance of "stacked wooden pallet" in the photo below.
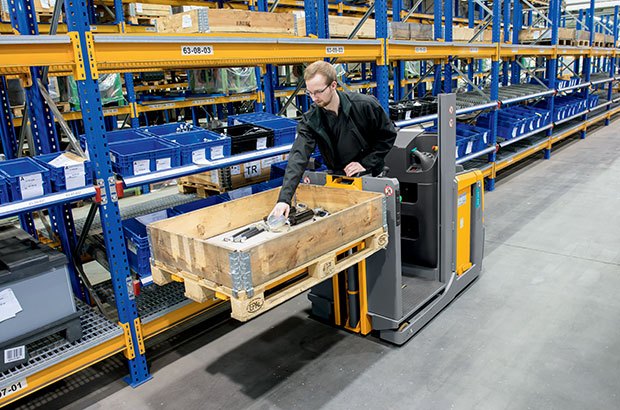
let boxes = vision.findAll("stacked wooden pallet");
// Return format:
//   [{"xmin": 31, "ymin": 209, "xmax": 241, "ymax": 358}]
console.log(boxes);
[{"xmin": 125, "ymin": 3, "xmax": 171, "ymax": 25}]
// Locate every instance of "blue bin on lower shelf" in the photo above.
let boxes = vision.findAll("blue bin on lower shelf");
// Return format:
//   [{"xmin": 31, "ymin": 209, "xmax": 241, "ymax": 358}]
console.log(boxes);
[
  {"xmin": 170, "ymin": 194, "xmax": 232, "ymax": 216},
  {"xmin": 0, "ymin": 176, "xmax": 9, "ymax": 204},
  {"xmin": 123, "ymin": 209, "xmax": 176, "ymax": 282},
  {"xmin": 0, "ymin": 157, "xmax": 52, "ymax": 201},
  {"xmin": 33, "ymin": 152, "xmax": 94, "ymax": 191},
  {"xmin": 80, "ymin": 128, "xmax": 150, "ymax": 153},
  {"xmin": 157, "ymin": 129, "xmax": 231, "ymax": 165},
  {"xmin": 109, "ymin": 137, "xmax": 180, "ymax": 177}
]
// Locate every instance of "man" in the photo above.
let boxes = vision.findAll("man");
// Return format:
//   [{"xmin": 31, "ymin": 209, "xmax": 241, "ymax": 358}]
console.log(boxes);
[{"xmin": 271, "ymin": 61, "xmax": 397, "ymax": 218}]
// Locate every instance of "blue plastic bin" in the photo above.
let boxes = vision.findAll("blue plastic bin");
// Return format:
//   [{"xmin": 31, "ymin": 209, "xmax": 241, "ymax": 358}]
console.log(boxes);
[
  {"xmin": 123, "ymin": 209, "xmax": 176, "ymax": 281},
  {"xmin": 170, "ymin": 194, "xmax": 232, "ymax": 216},
  {"xmin": 270, "ymin": 160, "xmax": 288, "ymax": 179},
  {"xmin": 33, "ymin": 152, "xmax": 94, "ymax": 191},
  {"xmin": 157, "ymin": 129, "xmax": 231, "ymax": 165},
  {"xmin": 228, "ymin": 112, "xmax": 282, "ymax": 126},
  {"xmin": 0, "ymin": 157, "xmax": 52, "ymax": 201},
  {"xmin": 109, "ymin": 137, "xmax": 180, "ymax": 176},
  {"xmin": 80, "ymin": 128, "xmax": 150, "ymax": 152},
  {"xmin": 0, "ymin": 176, "xmax": 9, "ymax": 204}
]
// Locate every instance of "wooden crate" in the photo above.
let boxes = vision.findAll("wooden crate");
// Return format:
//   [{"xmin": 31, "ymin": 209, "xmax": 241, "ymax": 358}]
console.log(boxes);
[
  {"xmin": 148, "ymin": 184, "xmax": 387, "ymax": 320},
  {"xmin": 156, "ymin": 8, "xmax": 299, "ymax": 35},
  {"xmin": 519, "ymin": 27, "xmax": 575, "ymax": 44},
  {"xmin": 389, "ymin": 21, "xmax": 433, "ymax": 41},
  {"xmin": 452, "ymin": 26, "xmax": 476, "ymax": 42},
  {"xmin": 297, "ymin": 15, "xmax": 376, "ymax": 38}
]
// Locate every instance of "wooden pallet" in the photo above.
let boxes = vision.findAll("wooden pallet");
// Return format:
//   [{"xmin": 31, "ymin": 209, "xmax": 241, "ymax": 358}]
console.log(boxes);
[
  {"xmin": 151, "ymin": 227, "xmax": 387, "ymax": 321},
  {"xmin": 576, "ymin": 40, "xmax": 590, "ymax": 47},
  {"xmin": 177, "ymin": 180, "xmax": 226, "ymax": 197},
  {"xmin": 12, "ymin": 102, "xmax": 70, "ymax": 118},
  {"xmin": 127, "ymin": 16, "xmax": 158, "ymax": 26}
]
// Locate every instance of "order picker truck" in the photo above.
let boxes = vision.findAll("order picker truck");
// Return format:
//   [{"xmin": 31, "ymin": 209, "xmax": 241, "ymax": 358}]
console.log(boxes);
[{"xmin": 303, "ymin": 93, "xmax": 485, "ymax": 345}]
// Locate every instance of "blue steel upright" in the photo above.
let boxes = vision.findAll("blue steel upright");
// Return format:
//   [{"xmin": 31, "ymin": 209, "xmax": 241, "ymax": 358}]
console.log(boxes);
[
  {"xmin": 511, "ymin": 0, "xmax": 522, "ymax": 84},
  {"xmin": 374, "ymin": 0, "xmax": 389, "ymax": 110},
  {"xmin": 392, "ymin": 0, "xmax": 405, "ymax": 101},
  {"xmin": 606, "ymin": 6, "xmax": 619, "ymax": 126},
  {"xmin": 486, "ymin": 0, "xmax": 501, "ymax": 192},
  {"xmin": 63, "ymin": 0, "xmax": 152, "ymax": 386},
  {"xmin": 468, "ymin": 0, "xmax": 475, "ymax": 91},
  {"xmin": 432, "ymin": 0, "xmax": 442, "ymax": 96},
  {"xmin": 544, "ymin": 0, "xmax": 560, "ymax": 160},
  {"xmin": 0, "ymin": 78, "xmax": 18, "ymax": 158},
  {"xmin": 502, "ymin": 0, "xmax": 510, "ymax": 86},
  {"xmin": 581, "ymin": 0, "xmax": 595, "ymax": 139}
]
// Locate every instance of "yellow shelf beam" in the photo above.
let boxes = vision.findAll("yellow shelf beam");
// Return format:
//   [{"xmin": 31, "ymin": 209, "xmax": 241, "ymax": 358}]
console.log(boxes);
[
  {"xmin": 133, "ymin": 82, "xmax": 188, "ymax": 92},
  {"xmin": 142, "ymin": 301, "xmax": 224, "ymax": 339},
  {"xmin": 0, "ymin": 335, "xmax": 125, "ymax": 407},
  {"xmin": 388, "ymin": 41, "xmax": 497, "ymax": 62},
  {"xmin": 499, "ymin": 44, "xmax": 555, "ymax": 58}
]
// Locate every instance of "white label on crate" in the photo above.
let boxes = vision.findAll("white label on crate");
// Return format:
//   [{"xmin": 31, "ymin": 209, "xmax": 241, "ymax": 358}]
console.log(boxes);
[
  {"xmin": 135, "ymin": 3, "xmax": 143, "ymax": 12},
  {"xmin": 0, "ymin": 378, "xmax": 27, "ymax": 400},
  {"xmin": 40, "ymin": 0, "xmax": 51, "ymax": 9},
  {"xmin": 256, "ymin": 137, "xmax": 267, "ymax": 150},
  {"xmin": 466, "ymin": 141, "xmax": 473, "ymax": 155},
  {"xmin": 326, "ymin": 46, "xmax": 345, "ymax": 54},
  {"xmin": 64, "ymin": 164, "xmax": 86, "ymax": 190},
  {"xmin": 181, "ymin": 45, "xmax": 213, "ymax": 56},
  {"xmin": 0, "ymin": 289, "xmax": 22, "ymax": 323},
  {"xmin": 405, "ymin": 110, "xmax": 412, "ymax": 120},
  {"xmin": 458, "ymin": 192, "xmax": 467, "ymax": 207},
  {"xmin": 3, "ymin": 346, "xmax": 25, "ymax": 364},
  {"xmin": 415, "ymin": 47, "xmax": 428, "ymax": 53},
  {"xmin": 230, "ymin": 165, "xmax": 241, "ymax": 176},
  {"xmin": 182, "ymin": 15, "xmax": 193, "ymax": 28},
  {"xmin": 136, "ymin": 209, "xmax": 168, "ymax": 226},
  {"xmin": 126, "ymin": 240, "xmax": 137, "ymax": 255},
  {"xmin": 19, "ymin": 173, "xmax": 44, "ymax": 200},
  {"xmin": 156, "ymin": 158, "xmax": 171, "ymax": 171},
  {"xmin": 192, "ymin": 148, "xmax": 206, "ymax": 163},
  {"xmin": 210, "ymin": 145, "xmax": 224, "ymax": 159},
  {"xmin": 244, "ymin": 161, "xmax": 262, "ymax": 178},
  {"xmin": 133, "ymin": 160, "xmax": 150, "ymax": 175},
  {"xmin": 228, "ymin": 186, "xmax": 252, "ymax": 200}
]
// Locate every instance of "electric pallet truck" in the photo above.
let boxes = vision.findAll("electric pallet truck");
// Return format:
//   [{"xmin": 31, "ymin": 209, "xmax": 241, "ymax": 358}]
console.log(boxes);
[{"xmin": 304, "ymin": 93, "xmax": 485, "ymax": 345}]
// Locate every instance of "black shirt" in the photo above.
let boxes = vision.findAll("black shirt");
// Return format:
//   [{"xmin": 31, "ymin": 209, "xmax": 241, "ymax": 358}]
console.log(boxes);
[{"xmin": 322, "ymin": 105, "xmax": 346, "ymax": 171}]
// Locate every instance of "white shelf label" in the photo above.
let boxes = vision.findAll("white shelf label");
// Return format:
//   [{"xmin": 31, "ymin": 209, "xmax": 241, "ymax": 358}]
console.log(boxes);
[
  {"xmin": 469, "ymin": 48, "xmax": 479, "ymax": 53},
  {"xmin": 230, "ymin": 165, "xmax": 241, "ymax": 176},
  {"xmin": 210, "ymin": 145, "xmax": 224, "ymax": 159},
  {"xmin": 181, "ymin": 45, "xmax": 214, "ymax": 56},
  {"xmin": 192, "ymin": 149, "xmax": 206, "ymax": 163},
  {"xmin": 0, "ymin": 378, "xmax": 27, "ymax": 400},
  {"xmin": 415, "ymin": 47, "xmax": 427, "ymax": 53},
  {"xmin": 133, "ymin": 159, "xmax": 150, "ymax": 175},
  {"xmin": 326, "ymin": 46, "xmax": 345, "ymax": 54},
  {"xmin": 256, "ymin": 137, "xmax": 268, "ymax": 150},
  {"xmin": 19, "ymin": 173, "xmax": 44, "ymax": 200},
  {"xmin": 156, "ymin": 158, "xmax": 172, "ymax": 171}
]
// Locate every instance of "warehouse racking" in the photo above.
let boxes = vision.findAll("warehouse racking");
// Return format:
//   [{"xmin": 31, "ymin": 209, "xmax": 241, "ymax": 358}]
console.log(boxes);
[{"xmin": 0, "ymin": 0, "xmax": 619, "ymax": 406}]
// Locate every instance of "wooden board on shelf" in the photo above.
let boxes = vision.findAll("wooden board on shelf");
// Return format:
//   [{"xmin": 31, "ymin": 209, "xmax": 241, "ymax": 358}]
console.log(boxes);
[
  {"xmin": 297, "ymin": 15, "xmax": 376, "ymax": 38},
  {"xmin": 156, "ymin": 8, "xmax": 299, "ymax": 35},
  {"xmin": 124, "ymin": 3, "xmax": 172, "ymax": 18}
]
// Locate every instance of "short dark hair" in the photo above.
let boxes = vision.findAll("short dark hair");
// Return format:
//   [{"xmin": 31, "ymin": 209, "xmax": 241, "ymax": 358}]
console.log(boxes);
[{"xmin": 304, "ymin": 61, "xmax": 337, "ymax": 84}]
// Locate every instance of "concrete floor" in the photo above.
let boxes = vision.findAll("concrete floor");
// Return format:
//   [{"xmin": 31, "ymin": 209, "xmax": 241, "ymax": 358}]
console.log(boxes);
[{"xmin": 13, "ymin": 123, "xmax": 620, "ymax": 410}]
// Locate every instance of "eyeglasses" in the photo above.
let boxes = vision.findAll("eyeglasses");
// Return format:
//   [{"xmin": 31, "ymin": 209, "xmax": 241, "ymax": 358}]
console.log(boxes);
[{"xmin": 305, "ymin": 84, "xmax": 331, "ymax": 98}]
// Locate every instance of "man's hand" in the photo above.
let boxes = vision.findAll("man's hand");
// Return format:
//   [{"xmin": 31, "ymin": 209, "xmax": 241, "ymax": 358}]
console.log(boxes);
[
  {"xmin": 344, "ymin": 162, "xmax": 366, "ymax": 177},
  {"xmin": 270, "ymin": 202, "xmax": 291, "ymax": 218}
]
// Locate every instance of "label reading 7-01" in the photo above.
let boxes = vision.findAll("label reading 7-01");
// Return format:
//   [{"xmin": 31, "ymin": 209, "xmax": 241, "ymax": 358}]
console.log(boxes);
[
  {"xmin": 0, "ymin": 379, "xmax": 27, "ymax": 399},
  {"xmin": 181, "ymin": 45, "xmax": 214, "ymax": 56}
]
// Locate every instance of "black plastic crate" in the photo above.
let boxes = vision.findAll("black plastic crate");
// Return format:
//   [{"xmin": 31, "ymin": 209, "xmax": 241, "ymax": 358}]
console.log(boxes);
[{"xmin": 212, "ymin": 124, "xmax": 275, "ymax": 155}]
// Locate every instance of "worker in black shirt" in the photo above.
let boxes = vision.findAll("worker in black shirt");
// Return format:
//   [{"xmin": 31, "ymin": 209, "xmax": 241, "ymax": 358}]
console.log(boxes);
[{"xmin": 270, "ymin": 60, "xmax": 397, "ymax": 218}]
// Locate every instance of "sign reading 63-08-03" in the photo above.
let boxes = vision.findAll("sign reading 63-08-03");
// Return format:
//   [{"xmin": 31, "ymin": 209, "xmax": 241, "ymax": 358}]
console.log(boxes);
[{"xmin": 181, "ymin": 45, "xmax": 214, "ymax": 56}]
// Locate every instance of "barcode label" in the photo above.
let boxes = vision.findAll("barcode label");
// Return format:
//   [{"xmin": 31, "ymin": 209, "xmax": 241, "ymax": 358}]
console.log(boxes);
[{"xmin": 4, "ymin": 346, "xmax": 25, "ymax": 364}]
